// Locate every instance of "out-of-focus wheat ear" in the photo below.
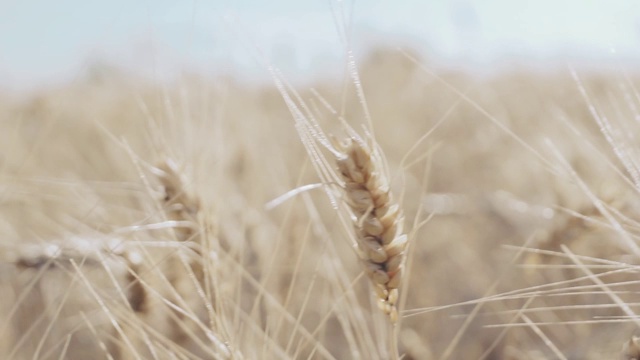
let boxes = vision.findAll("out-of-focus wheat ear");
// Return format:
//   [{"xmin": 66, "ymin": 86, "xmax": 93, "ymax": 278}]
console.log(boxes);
[
  {"xmin": 335, "ymin": 136, "xmax": 407, "ymax": 323},
  {"xmin": 154, "ymin": 157, "xmax": 210, "ymax": 287},
  {"xmin": 154, "ymin": 157, "xmax": 219, "ymax": 352},
  {"xmin": 155, "ymin": 158, "xmax": 202, "ymax": 245},
  {"xmin": 622, "ymin": 336, "xmax": 640, "ymax": 360}
]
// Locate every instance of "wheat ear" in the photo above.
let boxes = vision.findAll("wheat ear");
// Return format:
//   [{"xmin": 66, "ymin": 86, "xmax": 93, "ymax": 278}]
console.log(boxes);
[
  {"xmin": 335, "ymin": 136, "xmax": 407, "ymax": 323},
  {"xmin": 156, "ymin": 158, "xmax": 202, "ymax": 245},
  {"xmin": 155, "ymin": 157, "xmax": 208, "ymax": 305}
]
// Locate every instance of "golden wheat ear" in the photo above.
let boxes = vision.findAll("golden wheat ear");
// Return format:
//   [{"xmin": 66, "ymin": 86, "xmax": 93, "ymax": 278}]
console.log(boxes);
[
  {"xmin": 335, "ymin": 136, "xmax": 407, "ymax": 323},
  {"xmin": 155, "ymin": 158, "xmax": 202, "ymax": 243}
]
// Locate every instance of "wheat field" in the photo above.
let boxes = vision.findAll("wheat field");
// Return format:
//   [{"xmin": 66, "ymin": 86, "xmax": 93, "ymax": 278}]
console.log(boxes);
[{"xmin": 1, "ymin": 45, "xmax": 640, "ymax": 359}]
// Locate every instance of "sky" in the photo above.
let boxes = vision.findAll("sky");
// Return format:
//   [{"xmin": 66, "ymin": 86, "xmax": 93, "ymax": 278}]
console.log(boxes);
[{"xmin": 1, "ymin": 0, "xmax": 640, "ymax": 91}]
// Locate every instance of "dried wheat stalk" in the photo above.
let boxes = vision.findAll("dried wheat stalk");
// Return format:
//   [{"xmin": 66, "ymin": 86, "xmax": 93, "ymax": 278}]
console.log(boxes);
[{"xmin": 335, "ymin": 136, "xmax": 407, "ymax": 323}]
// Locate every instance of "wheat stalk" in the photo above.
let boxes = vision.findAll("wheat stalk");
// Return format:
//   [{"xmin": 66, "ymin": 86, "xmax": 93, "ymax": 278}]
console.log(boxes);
[{"xmin": 335, "ymin": 135, "xmax": 407, "ymax": 323}]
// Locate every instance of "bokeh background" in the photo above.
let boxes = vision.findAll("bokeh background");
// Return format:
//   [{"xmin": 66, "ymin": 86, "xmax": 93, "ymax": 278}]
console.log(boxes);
[{"xmin": 3, "ymin": 2, "xmax": 640, "ymax": 359}]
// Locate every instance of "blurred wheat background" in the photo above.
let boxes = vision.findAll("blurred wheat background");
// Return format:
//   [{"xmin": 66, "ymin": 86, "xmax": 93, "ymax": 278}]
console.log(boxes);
[{"xmin": 3, "ymin": 1, "xmax": 640, "ymax": 359}]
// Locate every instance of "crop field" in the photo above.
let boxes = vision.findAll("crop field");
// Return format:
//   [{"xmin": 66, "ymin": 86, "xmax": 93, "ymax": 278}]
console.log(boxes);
[{"xmin": 1, "ymin": 42, "xmax": 640, "ymax": 359}]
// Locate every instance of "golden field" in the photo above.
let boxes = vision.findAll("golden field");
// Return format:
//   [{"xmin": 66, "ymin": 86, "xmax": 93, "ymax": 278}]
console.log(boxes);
[{"xmin": 1, "ymin": 47, "xmax": 640, "ymax": 359}]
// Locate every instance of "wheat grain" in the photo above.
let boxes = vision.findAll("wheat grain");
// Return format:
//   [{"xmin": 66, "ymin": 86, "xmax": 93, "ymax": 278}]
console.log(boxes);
[{"xmin": 335, "ymin": 135, "xmax": 407, "ymax": 323}]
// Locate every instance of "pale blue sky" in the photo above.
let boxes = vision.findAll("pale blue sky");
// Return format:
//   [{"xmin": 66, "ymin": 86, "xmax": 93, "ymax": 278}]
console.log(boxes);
[{"xmin": 1, "ymin": 1, "xmax": 639, "ymax": 90}]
